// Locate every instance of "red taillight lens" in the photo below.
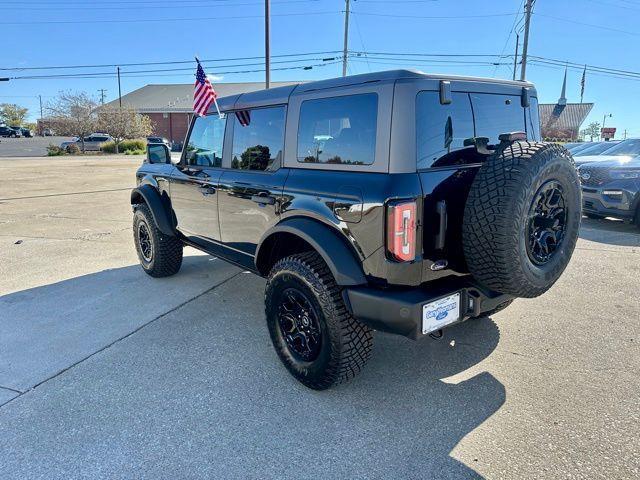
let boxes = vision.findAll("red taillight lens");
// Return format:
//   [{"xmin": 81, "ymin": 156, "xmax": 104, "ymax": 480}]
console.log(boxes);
[{"xmin": 386, "ymin": 200, "xmax": 417, "ymax": 262}]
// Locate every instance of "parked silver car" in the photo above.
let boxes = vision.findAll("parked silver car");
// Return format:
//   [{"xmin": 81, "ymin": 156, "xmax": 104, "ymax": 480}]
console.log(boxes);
[{"xmin": 60, "ymin": 133, "xmax": 112, "ymax": 152}]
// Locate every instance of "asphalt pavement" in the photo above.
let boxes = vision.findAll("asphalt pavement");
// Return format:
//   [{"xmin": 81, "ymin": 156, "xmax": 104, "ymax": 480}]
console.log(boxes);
[
  {"xmin": 0, "ymin": 156, "xmax": 638, "ymax": 479},
  {"xmin": 0, "ymin": 136, "xmax": 73, "ymax": 157}
]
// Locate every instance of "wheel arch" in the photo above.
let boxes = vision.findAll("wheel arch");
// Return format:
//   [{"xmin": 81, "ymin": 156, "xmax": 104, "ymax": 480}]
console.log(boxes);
[
  {"xmin": 130, "ymin": 184, "xmax": 176, "ymax": 236},
  {"xmin": 256, "ymin": 217, "xmax": 367, "ymax": 286}
]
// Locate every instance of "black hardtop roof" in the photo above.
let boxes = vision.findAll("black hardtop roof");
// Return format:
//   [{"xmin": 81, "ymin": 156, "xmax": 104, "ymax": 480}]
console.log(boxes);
[{"xmin": 214, "ymin": 69, "xmax": 534, "ymax": 112}]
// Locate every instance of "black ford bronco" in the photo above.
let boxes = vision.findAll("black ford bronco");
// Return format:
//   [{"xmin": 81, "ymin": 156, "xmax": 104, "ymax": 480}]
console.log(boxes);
[{"xmin": 132, "ymin": 70, "xmax": 581, "ymax": 389}]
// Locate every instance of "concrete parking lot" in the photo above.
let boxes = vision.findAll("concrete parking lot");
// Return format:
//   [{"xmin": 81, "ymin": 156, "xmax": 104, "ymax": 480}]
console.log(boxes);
[{"xmin": 0, "ymin": 156, "xmax": 638, "ymax": 479}]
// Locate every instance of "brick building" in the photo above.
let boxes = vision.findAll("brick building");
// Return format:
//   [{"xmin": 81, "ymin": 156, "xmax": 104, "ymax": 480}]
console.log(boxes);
[{"xmin": 103, "ymin": 82, "xmax": 298, "ymax": 145}]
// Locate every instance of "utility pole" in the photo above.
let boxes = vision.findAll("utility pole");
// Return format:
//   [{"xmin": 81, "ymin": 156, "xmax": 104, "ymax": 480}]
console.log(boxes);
[
  {"xmin": 520, "ymin": 0, "xmax": 533, "ymax": 81},
  {"xmin": 265, "ymin": 0, "xmax": 270, "ymax": 89},
  {"xmin": 38, "ymin": 95, "xmax": 43, "ymax": 136},
  {"xmin": 98, "ymin": 89, "xmax": 107, "ymax": 105},
  {"xmin": 623, "ymin": 129, "xmax": 627, "ymax": 139},
  {"xmin": 512, "ymin": 33, "xmax": 519, "ymax": 81},
  {"xmin": 117, "ymin": 67, "xmax": 122, "ymax": 108},
  {"xmin": 342, "ymin": 0, "xmax": 350, "ymax": 77}
]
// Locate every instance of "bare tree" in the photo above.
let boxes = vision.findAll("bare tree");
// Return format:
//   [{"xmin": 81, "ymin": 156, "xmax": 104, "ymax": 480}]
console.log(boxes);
[
  {"xmin": 0, "ymin": 103, "xmax": 29, "ymax": 126},
  {"xmin": 582, "ymin": 122, "xmax": 601, "ymax": 142},
  {"xmin": 97, "ymin": 106, "xmax": 153, "ymax": 153},
  {"xmin": 47, "ymin": 92, "xmax": 98, "ymax": 152}
]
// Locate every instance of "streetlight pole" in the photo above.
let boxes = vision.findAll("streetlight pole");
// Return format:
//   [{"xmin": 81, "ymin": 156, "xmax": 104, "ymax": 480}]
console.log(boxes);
[
  {"xmin": 265, "ymin": 0, "xmax": 270, "ymax": 89},
  {"xmin": 342, "ymin": 0, "xmax": 350, "ymax": 77},
  {"xmin": 602, "ymin": 113, "xmax": 612, "ymax": 140},
  {"xmin": 520, "ymin": 0, "xmax": 533, "ymax": 81}
]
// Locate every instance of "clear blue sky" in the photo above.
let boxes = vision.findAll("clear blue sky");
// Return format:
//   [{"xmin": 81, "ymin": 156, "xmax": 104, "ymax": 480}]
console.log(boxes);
[{"xmin": 2, "ymin": 0, "xmax": 639, "ymax": 137}]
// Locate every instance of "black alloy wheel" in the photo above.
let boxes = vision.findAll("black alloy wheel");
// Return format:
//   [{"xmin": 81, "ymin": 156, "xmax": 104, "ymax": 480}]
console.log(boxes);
[
  {"xmin": 137, "ymin": 221, "xmax": 153, "ymax": 263},
  {"xmin": 526, "ymin": 180, "xmax": 568, "ymax": 265},
  {"xmin": 277, "ymin": 288, "xmax": 322, "ymax": 362}
]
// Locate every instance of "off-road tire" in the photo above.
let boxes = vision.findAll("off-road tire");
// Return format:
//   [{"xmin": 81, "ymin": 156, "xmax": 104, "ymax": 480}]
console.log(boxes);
[
  {"xmin": 133, "ymin": 203, "xmax": 183, "ymax": 277},
  {"xmin": 265, "ymin": 251, "xmax": 373, "ymax": 390},
  {"xmin": 482, "ymin": 299, "xmax": 514, "ymax": 317},
  {"xmin": 463, "ymin": 142, "xmax": 581, "ymax": 298}
]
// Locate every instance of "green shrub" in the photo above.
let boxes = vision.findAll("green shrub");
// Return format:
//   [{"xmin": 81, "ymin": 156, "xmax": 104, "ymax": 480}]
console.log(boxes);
[
  {"xmin": 124, "ymin": 149, "xmax": 145, "ymax": 155},
  {"xmin": 65, "ymin": 143, "xmax": 80, "ymax": 154},
  {"xmin": 100, "ymin": 141, "xmax": 116, "ymax": 153},
  {"xmin": 46, "ymin": 145, "xmax": 65, "ymax": 156},
  {"xmin": 100, "ymin": 139, "xmax": 146, "ymax": 154}
]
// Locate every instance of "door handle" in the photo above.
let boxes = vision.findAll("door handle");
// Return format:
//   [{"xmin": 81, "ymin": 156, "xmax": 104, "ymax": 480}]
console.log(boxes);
[
  {"xmin": 199, "ymin": 185, "xmax": 216, "ymax": 196},
  {"xmin": 251, "ymin": 194, "xmax": 276, "ymax": 205}
]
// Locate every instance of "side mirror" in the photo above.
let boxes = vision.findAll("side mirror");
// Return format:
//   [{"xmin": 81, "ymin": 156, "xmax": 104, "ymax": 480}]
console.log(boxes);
[{"xmin": 147, "ymin": 143, "xmax": 171, "ymax": 164}]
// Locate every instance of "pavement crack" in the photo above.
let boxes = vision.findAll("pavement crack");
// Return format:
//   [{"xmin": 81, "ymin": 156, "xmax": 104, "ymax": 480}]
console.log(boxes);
[
  {"xmin": 0, "ymin": 385, "xmax": 23, "ymax": 394},
  {"xmin": 0, "ymin": 270, "xmax": 243, "ymax": 409},
  {"xmin": 0, "ymin": 187, "xmax": 131, "ymax": 202}
]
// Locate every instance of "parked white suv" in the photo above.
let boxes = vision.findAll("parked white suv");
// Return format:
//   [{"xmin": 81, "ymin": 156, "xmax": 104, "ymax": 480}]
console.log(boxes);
[{"xmin": 60, "ymin": 133, "xmax": 112, "ymax": 151}]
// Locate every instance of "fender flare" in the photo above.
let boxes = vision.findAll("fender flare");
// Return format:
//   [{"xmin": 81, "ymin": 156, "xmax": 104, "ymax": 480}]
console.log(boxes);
[
  {"xmin": 256, "ymin": 217, "xmax": 367, "ymax": 286},
  {"xmin": 130, "ymin": 184, "xmax": 176, "ymax": 236}
]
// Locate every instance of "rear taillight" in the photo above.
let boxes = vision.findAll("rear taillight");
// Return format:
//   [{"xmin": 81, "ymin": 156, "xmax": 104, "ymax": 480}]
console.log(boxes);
[{"xmin": 386, "ymin": 200, "xmax": 417, "ymax": 262}]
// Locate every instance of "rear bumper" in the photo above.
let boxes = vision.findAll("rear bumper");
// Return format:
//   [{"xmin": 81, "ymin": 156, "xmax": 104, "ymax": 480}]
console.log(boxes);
[{"xmin": 344, "ymin": 276, "xmax": 513, "ymax": 340}]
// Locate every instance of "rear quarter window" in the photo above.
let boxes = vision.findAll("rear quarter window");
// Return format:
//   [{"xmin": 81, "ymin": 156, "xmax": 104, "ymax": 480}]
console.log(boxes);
[{"xmin": 297, "ymin": 93, "xmax": 377, "ymax": 166}]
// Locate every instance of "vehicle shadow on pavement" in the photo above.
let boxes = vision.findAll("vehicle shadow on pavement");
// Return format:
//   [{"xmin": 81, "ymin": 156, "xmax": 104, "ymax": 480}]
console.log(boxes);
[
  {"xmin": 0, "ymin": 266, "xmax": 503, "ymax": 479},
  {"xmin": 579, "ymin": 216, "xmax": 640, "ymax": 247}
]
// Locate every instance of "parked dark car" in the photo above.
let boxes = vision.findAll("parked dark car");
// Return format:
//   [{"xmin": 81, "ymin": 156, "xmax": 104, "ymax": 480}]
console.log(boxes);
[
  {"xmin": 0, "ymin": 126, "xmax": 19, "ymax": 137},
  {"xmin": 9, "ymin": 126, "xmax": 22, "ymax": 137},
  {"xmin": 572, "ymin": 140, "xmax": 620, "ymax": 157},
  {"xmin": 20, "ymin": 128, "xmax": 33, "ymax": 138},
  {"xmin": 578, "ymin": 139, "xmax": 640, "ymax": 226},
  {"xmin": 131, "ymin": 70, "xmax": 581, "ymax": 389}
]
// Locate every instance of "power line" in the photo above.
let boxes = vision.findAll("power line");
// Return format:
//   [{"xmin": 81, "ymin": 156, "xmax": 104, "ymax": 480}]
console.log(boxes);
[
  {"xmin": 534, "ymin": 12, "xmax": 640, "ymax": 36},
  {"xmin": 2, "ymin": 0, "xmax": 319, "ymax": 10},
  {"xmin": 7, "ymin": 56, "xmax": 341, "ymax": 80},
  {"xmin": 350, "ymin": 11, "xmax": 520, "ymax": 19},
  {"xmin": 0, "ymin": 51, "xmax": 341, "ymax": 71},
  {"xmin": 0, "ymin": 10, "xmax": 338, "ymax": 25},
  {"xmin": 9, "ymin": 60, "xmax": 343, "ymax": 81}
]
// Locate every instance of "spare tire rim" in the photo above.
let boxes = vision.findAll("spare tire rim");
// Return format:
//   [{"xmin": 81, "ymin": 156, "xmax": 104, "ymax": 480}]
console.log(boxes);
[
  {"xmin": 137, "ymin": 222, "xmax": 153, "ymax": 262},
  {"xmin": 526, "ymin": 180, "xmax": 568, "ymax": 265},
  {"xmin": 277, "ymin": 288, "xmax": 322, "ymax": 362}
]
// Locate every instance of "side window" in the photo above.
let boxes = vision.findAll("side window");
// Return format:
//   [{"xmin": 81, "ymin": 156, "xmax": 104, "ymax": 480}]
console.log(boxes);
[
  {"xmin": 185, "ymin": 114, "xmax": 226, "ymax": 167},
  {"xmin": 526, "ymin": 97, "xmax": 541, "ymax": 141},
  {"xmin": 416, "ymin": 91, "xmax": 475, "ymax": 169},
  {"xmin": 297, "ymin": 93, "xmax": 377, "ymax": 165},
  {"xmin": 470, "ymin": 93, "xmax": 526, "ymax": 145},
  {"xmin": 231, "ymin": 106, "xmax": 285, "ymax": 171}
]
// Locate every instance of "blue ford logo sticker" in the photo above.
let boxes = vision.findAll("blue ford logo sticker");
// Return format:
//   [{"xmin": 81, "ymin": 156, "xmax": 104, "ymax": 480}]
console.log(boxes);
[{"xmin": 426, "ymin": 303, "xmax": 456, "ymax": 321}]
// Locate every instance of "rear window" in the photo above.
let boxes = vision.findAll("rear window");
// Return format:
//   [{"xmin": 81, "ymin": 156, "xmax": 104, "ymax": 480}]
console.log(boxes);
[
  {"xmin": 526, "ymin": 97, "xmax": 541, "ymax": 140},
  {"xmin": 297, "ymin": 93, "xmax": 377, "ymax": 165},
  {"xmin": 416, "ymin": 91, "xmax": 475, "ymax": 170},
  {"xmin": 231, "ymin": 106, "xmax": 285, "ymax": 171},
  {"xmin": 470, "ymin": 93, "xmax": 526, "ymax": 145}
]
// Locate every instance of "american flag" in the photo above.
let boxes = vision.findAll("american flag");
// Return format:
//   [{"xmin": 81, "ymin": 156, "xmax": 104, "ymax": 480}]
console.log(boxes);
[{"xmin": 193, "ymin": 61, "xmax": 217, "ymax": 117}]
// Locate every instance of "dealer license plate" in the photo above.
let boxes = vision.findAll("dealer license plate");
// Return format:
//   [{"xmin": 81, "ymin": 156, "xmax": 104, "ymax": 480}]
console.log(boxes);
[{"xmin": 422, "ymin": 292, "xmax": 461, "ymax": 334}]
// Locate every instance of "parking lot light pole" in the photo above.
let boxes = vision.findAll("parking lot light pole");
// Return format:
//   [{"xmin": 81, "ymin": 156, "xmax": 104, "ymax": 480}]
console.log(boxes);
[{"xmin": 602, "ymin": 113, "xmax": 612, "ymax": 140}]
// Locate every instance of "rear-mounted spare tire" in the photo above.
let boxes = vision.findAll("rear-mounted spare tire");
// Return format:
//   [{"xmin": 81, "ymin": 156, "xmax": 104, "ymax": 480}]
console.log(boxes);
[{"xmin": 462, "ymin": 142, "xmax": 581, "ymax": 298}]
